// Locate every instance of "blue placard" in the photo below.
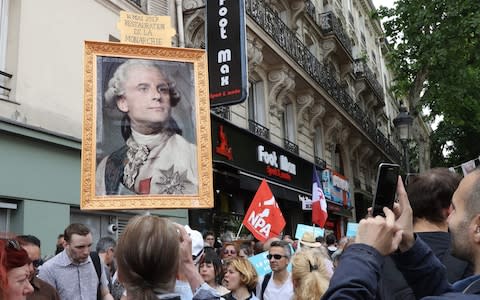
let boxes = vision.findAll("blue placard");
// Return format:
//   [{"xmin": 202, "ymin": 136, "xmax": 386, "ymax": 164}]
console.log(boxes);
[
  {"xmin": 248, "ymin": 251, "xmax": 271, "ymax": 277},
  {"xmin": 346, "ymin": 222, "xmax": 359, "ymax": 237},
  {"xmin": 294, "ymin": 224, "xmax": 324, "ymax": 240}
]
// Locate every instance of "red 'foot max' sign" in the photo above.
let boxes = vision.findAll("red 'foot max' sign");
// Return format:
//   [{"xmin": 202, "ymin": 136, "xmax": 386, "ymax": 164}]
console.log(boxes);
[{"xmin": 206, "ymin": 0, "xmax": 248, "ymax": 107}]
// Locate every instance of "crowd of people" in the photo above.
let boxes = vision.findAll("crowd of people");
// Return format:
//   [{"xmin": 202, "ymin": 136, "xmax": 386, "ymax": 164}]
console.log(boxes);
[{"xmin": 1, "ymin": 167, "xmax": 479, "ymax": 299}]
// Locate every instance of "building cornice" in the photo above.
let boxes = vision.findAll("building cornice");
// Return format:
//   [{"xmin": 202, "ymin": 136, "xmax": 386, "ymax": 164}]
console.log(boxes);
[{"xmin": 0, "ymin": 117, "xmax": 81, "ymax": 150}]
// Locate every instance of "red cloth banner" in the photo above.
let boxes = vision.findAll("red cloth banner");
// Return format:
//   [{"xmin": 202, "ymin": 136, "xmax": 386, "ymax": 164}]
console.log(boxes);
[{"xmin": 242, "ymin": 179, "xmax": 286, "ymax": 242}]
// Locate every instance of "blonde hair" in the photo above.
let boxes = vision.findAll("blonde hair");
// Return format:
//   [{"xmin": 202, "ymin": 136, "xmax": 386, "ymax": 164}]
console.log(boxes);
[
  {"xmin": 116, "ymin": 215, "xmax": 179, "ymax": 299},
  {"xmin": 225, "ymin": 257, "xmax": 258, "ymax": 291},
  {"xmin": 291, "ymin": 248, "xmax": 331, "ymax": 300}
]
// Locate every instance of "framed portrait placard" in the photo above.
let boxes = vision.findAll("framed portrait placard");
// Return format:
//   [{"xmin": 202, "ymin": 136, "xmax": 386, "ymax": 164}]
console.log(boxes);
[{"xmin": 82, "ymin": 41, "xmax": 213, "ymax": 209}]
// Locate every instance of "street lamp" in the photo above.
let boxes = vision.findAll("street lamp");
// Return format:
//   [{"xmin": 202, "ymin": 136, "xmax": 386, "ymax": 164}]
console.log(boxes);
[{"xmin": 393, "ymin": 105, "xmax": 413, "ymax": 174}]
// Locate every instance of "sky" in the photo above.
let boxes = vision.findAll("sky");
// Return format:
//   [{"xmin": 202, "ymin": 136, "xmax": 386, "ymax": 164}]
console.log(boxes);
[{"xmin": 372, "ymin": 0, "xmax": 395, "ymax": 9}]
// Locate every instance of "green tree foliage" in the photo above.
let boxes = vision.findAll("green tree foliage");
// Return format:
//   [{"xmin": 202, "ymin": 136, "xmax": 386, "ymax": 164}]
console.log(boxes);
[{"xmin": 374, "ymin": 0, "xmax": 480, "ymax": 167}]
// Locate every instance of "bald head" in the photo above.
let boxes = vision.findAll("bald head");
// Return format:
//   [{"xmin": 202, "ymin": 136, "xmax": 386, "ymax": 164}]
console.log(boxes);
[{"xmin": 461, "ymin": 169, "xmax": 480, "ymax": 221}]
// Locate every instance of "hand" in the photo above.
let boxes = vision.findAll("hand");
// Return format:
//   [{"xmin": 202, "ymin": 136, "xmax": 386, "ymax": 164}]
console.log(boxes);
[
  {"xmin": 174, "ymin": 223, "xmax": 204, "ymax": 292},
  {"xmin": 392, "ymin": 176, "xmax": 415, "ymax": 252},
  {"xmin": 174, "ymin": 223, "xmax": 194, "ymax": 267},
  {"xmin": 355, "ymin": 207, "xmax": 403, "ymax": 256}
]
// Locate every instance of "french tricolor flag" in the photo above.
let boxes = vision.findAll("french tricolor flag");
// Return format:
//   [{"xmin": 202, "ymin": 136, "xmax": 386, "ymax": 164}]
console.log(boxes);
[{"xmin": 312, "ymin": 166, "xmax": 328, "ymax": 228}]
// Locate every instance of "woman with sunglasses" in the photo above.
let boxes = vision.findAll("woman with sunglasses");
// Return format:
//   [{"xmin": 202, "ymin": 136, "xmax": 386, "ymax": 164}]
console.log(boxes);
[
  {"xmin": 220, "ymin": 243, "xmax": 238, "ymax": 261},
  {"xmin": 0, "ymin": 238, "xmax": 34, "ymax": 299},
  {"xmin": 223, "ymin": 257, "xmax": 258, "ymax": 300}
]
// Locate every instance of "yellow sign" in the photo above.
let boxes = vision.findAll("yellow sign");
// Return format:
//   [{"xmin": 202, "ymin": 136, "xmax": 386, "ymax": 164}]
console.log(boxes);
[{"xmin": 117, "ymin": 11, "xmax": 176, "ymax": 46}]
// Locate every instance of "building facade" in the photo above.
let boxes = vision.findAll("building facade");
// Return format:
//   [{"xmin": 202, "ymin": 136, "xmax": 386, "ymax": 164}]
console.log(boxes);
[
  {"xmin": 0, "ymin": 0, "xmax": 429, "ymax": 254},
  {"xmin": 184, "ymin": 0, "xmax": 414, "ymax": 237}
]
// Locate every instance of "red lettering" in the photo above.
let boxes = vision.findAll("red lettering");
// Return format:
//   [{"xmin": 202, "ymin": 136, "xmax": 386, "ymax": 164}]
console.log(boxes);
[{"xmin": 265, "ymin": 166, "xmax": 292, "ymax": 181}]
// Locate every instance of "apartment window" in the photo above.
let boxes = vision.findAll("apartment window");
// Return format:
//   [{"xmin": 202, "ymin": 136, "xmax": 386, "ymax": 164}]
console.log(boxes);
[
  {"xmin": 334, "ymin": 144, "xmax": 345, "ymax": 174},
  {"xmin": 314, "ymin": 128, "xmax": 324, "ymax": 159},
  {"xmin": 248, "ymin": 81, "xmax": 266, "ymax": 125},
  {"xmin": 282, "ymin": 103, "xmax": 295, "ymax": 142}
]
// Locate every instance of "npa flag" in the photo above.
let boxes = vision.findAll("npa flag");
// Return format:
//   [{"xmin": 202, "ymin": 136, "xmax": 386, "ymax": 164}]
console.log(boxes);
[
  {"xmin": 242, "ymin": 179, "xmax": 286, "ymax": 242},
  {"xmin": 312, "ymin": 167, "xmax": 328, "ymax": 227}
]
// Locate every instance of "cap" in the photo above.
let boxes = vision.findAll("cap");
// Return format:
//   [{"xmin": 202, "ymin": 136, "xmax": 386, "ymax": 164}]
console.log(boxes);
[{"xmin": 185, "ymin": 225, "xmax": 204, "ymax": 264}]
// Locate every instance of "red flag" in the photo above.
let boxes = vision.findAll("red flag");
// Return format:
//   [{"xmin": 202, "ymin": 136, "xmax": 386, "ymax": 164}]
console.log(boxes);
[
  {"xmin": 312, "ymin": 167, "xmax": 328, "ymax": 227},
  {"xmin": 242, "ymin": 179, "xmax": 286, "ymax": 242}
]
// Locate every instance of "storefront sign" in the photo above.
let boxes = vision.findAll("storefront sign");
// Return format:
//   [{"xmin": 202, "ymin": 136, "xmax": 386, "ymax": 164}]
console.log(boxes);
[
  {"xmin": 299, "ymin": 195, "xmax": 312, "ymax": 210},
  {"xmin": 211, "ymin": 115, "xmax": 312, "ymax": 189},
  {"xmin": 322, "ymin": 169, "xmax": 351, "ymax": 207},
  {"xmin": 257, "ymin": 145, "xmax": 296, "ymax": 181},
  {"xmin": 207, "ymin": 0, "xmax": 248, "ymax": 107}
]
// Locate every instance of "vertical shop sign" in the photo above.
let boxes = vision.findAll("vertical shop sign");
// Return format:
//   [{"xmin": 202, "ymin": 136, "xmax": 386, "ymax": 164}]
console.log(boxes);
[{"xmin": 206, "ymin": 0, "xmax": 248, "ymax": 107}]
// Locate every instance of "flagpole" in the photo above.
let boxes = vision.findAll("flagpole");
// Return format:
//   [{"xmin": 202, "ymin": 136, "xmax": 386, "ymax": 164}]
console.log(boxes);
[{"xmin": 236, "ymin": 223, "xmax": 244, "ymax": 240}]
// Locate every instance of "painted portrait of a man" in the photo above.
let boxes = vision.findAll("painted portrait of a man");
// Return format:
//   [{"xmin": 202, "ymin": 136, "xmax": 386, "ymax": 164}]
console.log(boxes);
[{"xmin": 95, "ymin": 58, "xmax": 198, "ymax": 196}]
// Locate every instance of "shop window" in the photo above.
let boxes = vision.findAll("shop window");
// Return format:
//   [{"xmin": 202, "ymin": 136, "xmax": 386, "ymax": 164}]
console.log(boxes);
[
  {"xmin": 248, "ymin": 81, "xmax": 266, "ymax": 125},
  {"xmin": 0, "ymin": 202, "xmax": 17, "ymax": 232}
]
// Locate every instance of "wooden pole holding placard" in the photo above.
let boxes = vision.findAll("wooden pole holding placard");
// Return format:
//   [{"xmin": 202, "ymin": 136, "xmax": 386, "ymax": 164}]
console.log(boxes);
[{"xmin": 236, "ymin": 223, "xmax": 244, "ymax": 240}]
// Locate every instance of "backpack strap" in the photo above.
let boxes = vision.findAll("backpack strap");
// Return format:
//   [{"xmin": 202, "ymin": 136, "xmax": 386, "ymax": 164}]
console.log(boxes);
[
  {"xmin": 463, "ymin": 278, "xmax": 480, "ymax": 294},
  {"xmin": 90, "ymin": 252, "xmax": 102, "ymax": 300},
  {"xmin": 260, "ymin": 272, "xmax": 272, "ymax": 300}
]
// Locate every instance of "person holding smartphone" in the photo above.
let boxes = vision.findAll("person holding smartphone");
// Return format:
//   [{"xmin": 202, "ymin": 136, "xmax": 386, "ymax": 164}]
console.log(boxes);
[
  {"xmin": 322, "ymin": 170, "xmax": 480, "ymax": 299},
  {"xmin": 378, "ymin": 168, "xmax": 472, "ymax": 300}
]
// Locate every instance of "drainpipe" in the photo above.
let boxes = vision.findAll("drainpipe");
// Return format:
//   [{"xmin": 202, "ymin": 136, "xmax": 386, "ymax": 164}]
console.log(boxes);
[{"xmin": 175, "ymin": 0, "xmax": 185, "ymax": 47}]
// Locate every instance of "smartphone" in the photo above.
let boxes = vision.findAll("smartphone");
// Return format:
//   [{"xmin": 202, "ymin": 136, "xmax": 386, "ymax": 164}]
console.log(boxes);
[{"xmin": 372, "ymin": 163, "xmax": 400, "ymax": 217}]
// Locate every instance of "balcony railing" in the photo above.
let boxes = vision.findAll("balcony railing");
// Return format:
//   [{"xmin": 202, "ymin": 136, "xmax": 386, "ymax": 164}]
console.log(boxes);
[
  {"xmin": 354, "ymin": 59, "xmax": 385, "ymax": 102},
  {"xmin": 211, "ymin": 106, "xmax": 231, "ymax": 120},
  {"xmin": 305, "ymin": 0, "xmax": 316, "ymax": 21},
  {"xmin": 128, "ymin": 0, "xmax": 141, "ymax": 7},
  {"xmin": 318, "ymin": 11, "xmax": 353, "ymax": 57},
  {"xmin": 246, "ymin": 0, "xmax": 401, "ymax": 163},
  {"xmin": 284, "ymin": 139, "xmax": 299, "ymax": 155},
  {"xmin": 0, "ymin": 70, "xmax": 13, "ymax": 99},
  {"xmin": 314, "ymin": 156, "xmax": 327, "ymax": 169},
  {"xmin": 248, "ymin": 119, "xmax": 270, "ymax": 140},
  {"xmin": 304, "ymin": 1, "xmax": 352, "ymax": 58}
]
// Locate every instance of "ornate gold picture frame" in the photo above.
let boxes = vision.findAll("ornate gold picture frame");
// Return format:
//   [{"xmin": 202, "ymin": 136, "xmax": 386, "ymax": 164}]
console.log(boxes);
[{"xmin": 82, "ymin": 41, "xmax": 213, "ymax": 209}]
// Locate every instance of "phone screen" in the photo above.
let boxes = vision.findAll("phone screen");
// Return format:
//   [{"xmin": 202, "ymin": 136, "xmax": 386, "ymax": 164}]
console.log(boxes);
[{"xmin": 372, "ymin": 163, "xmax": 400, "ymax": 217}]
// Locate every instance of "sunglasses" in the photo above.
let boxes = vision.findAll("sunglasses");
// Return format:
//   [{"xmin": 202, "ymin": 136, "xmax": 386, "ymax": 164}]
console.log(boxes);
[
  {"xmin": 267, "ymin": 254, "xmax": 287, "ymax": 260},
  {"xmin": 4, "ymin": 239, "xmax": 21, "ymax": 250},
  {"xmin": 223, "ymin": 249, "xmax": 237, "ymax": 255}
]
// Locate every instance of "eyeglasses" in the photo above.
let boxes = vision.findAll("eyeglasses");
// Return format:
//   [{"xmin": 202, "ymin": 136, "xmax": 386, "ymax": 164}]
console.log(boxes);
[
  {"xmin": 223, "ymin": 249, "xmax": 237, "ymax": 255},
  {"xmin": 267, "ymin": 254, "xmax": 288, "ymax": 260}
]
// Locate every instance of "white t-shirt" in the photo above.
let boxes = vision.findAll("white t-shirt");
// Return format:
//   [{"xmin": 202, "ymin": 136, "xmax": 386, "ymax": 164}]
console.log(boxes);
[{"xmin": 256, "ymin": 273, "xmax": 293, "ymax": 300}]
